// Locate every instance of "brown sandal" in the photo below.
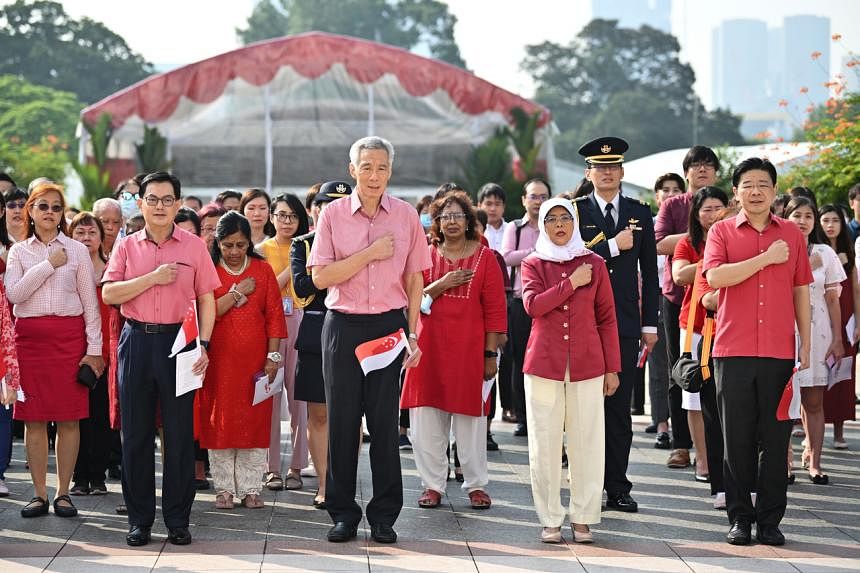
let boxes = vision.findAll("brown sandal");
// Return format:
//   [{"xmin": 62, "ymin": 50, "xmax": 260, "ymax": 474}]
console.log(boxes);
[
  {"xmin": 242, "ymin": 493, "xmax": 264, "ymax": 509},
  {"xmin": 417, "ymin": 489, "xmax": 442, "ymax": 508},
  {"xmin": 215, "ymin": 492, "xmax": 234, "ymax": 509},
  {"xmin": 468, "ymin": 489, "xmax": 491, "ymax": 510}
]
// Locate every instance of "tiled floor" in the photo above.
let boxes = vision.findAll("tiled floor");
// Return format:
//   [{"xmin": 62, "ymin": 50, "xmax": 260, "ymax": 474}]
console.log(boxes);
[{"xmin": 1, "ymin": 404, "xmax": 858, "ymax": 572}]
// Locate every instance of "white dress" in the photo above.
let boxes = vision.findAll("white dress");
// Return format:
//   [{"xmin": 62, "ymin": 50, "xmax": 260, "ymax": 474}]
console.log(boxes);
[{"xmin": 796, "ymin": 244, "xmax": 846, "ymax": 387}]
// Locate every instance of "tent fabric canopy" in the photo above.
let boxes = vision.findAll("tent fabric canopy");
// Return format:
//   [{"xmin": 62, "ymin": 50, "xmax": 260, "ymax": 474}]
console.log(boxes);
[{"xmin": 79, "ymin": 32, "xmax": 550, "ymax": 190}]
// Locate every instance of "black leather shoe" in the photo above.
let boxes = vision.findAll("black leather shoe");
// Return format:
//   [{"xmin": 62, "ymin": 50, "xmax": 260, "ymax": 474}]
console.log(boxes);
[
  {"xmin": 167, "ymin": 526, "xmax": 192, "ymax": 545},
  {"xmin": 53, "ymin": 495, "xmax": 78, "ymax": 518},
  {"xmin": 371, "ymin": 523, "xmax": 398, "ymax": 544},
  {"xmin": 726, "ymin": 520, "xmax": 752, "ymax": 545},
  {"xmin": 654, "ymin": 432, "xmax": 671, "ymax": 449},
  {"xmin": 126, "ymin": 525, "xmax": 152, "ymax": 547},
  {"xmin": 20, "ymin": 496, "xmax": 49, "ymax": 518},
  {"xmin": 513, "ymin": 423, "xmax": 528, "ymax": 437},
  {"xmin": 194, "ymin": 478, "xmax": 211, "ymax": 490},
  {"xmin": 631, "ymin": 406, "xmax": 645, "ymax": 416},
  {"xmin": 756, "ymin": 524, "xmax": 785, "ymax": 546},
  {"xmin": 327, "ymin": 522, "xmax": 358, "ymax": 542},
  {"xmin": 644, "ymin": 423, "xmax": 658, "ymax": 433},
  {"xmin": 486, "ymin": 433, "xmax": 499, "ymax": 451},
  {"xmin": 605, "ymin": 492, "xmax": 638, "ymax": 512}
]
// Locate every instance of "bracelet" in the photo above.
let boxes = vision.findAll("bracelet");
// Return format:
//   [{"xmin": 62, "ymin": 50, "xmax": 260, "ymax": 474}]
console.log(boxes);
[
  {"xmin": 484, "ymin": 350, "xmax": 498, "ymax": 358},
  {"xmin": 408, "ymin": 333, "xmax": 418, "ymax": 341},
  {"xmin": 231, "ymin": 290, "xmax": 242, "ymax": 303}
]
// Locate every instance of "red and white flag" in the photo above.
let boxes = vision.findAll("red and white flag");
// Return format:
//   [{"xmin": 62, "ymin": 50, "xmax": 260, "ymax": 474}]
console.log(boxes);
[
  {"xmin": 776, "ymin": 366, "xmax": 801, "ymax": 421},
  {"xmin": 169, "ymin": 300, "xmax": 200, "ymax": 357},
  {"xmin": 354, "ymin": 329, "xmax": 409, "ymax": 375}
]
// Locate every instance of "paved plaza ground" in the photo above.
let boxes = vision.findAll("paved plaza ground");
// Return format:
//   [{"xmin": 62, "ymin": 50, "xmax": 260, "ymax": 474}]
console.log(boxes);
[{"xmin": 1, "ymin": 404, "xmax": 858, "ymax": 572}]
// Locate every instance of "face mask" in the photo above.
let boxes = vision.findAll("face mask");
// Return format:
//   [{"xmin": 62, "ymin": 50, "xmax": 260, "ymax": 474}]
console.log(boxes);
[
  {"xmin": 120, "ymin": 196, "xmax": 140, "ymax": 220},
  {"xmin": 420, "ymin": 213, "xmax": 432, "ymax": 229}
]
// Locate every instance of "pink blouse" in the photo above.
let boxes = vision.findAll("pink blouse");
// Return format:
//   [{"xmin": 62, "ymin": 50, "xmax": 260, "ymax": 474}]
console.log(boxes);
[
  {"xmin": 4, "ymin": 233, "xmax": 102, "ymax": 356},
  {"xmin": 0, "ymin": 281, "xmax": 20, "ymax": 390}
]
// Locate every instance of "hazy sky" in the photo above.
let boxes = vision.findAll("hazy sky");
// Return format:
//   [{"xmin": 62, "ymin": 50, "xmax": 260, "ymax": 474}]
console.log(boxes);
[{"xmin": 59, "ymin": 0, "xmax": 859, "ymax": 109}]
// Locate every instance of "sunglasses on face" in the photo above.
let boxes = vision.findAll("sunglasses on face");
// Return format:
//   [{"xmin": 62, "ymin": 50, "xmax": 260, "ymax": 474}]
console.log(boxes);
[
  {"xmin": 34, "ymin": 203, "xmax": 63, "ymax": 213},
  {"xmin": 6, "ymin": 201, "xmax": 25, "ymax": 209}
]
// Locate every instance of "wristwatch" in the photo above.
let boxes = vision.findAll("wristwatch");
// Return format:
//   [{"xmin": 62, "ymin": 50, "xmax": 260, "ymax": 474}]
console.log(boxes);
[
  {"xmin": 484, "ymin": 350, "xmax": 498, "ymax": 358},
  {"xmin": 408, "ymin": 333, "xmax": 418, "ymax": 341},
  {"xmin": 267, "ymin": 351, "xmax": 283, "ymax": 363},
  {"xmin": 200, "ymin": 340, "xmax": 210, "ymax": 350}
]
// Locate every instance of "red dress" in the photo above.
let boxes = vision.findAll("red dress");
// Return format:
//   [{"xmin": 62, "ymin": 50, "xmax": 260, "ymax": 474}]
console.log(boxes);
[
  {"xmin": 824, "ymin": 273, "xmax": 856, "ymax": 423},
  {"xmin": 195, "ymin": 258, "xmax": 287, "ymax": 449},
  {"xmin": 401, "ymin": 244, "xmax": 507, "ymax": 417}
]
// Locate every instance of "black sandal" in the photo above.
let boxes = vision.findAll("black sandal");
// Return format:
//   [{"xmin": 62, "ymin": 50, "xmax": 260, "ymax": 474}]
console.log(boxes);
[
  {"xmin": 20, "ymin": 496, "xmax": 49, "ymax": 518},
  {"xmin": 312, "ymin": 490, "xmax": 326, "ymax": 510},
  {"xmin": 53, "ymin": 494, "xmax": 78, "ymax": 518},
  {"xmin": 809, "ymin": 473, "xmax": 829, "ymax": 485}
]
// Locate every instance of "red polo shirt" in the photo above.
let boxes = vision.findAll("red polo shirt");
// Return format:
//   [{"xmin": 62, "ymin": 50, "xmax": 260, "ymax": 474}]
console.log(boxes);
[{"xmin": 702, "ymin": 213, "xmax": 812, "ymax": 359}]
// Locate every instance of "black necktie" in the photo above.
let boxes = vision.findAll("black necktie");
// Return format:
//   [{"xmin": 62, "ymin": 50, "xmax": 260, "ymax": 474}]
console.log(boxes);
[{"xmin": 604, "ymin": 203, "xmax": 616, "ymax": 238}]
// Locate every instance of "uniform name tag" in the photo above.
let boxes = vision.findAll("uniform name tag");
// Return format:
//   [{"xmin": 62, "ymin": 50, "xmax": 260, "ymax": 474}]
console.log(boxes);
[{"xmin": 282, "ymin": 296, "xmax": 294, "ymax": 316}]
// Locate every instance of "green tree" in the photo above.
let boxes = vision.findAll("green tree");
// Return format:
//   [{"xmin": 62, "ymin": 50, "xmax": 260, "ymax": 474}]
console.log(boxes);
[
  {"xmin": 71, "ymin": 113, "xmax": 114, "ymax": 210},
  {"xmin": 0, "ymin": 0, "xmax": 152, "ymax": 103},
  {"xmin": 522, "ymin": 19, "xmax": 745, "ymax": 161},
  {"xmin": 781, "ymin": 92, "xmax": 860, "ymax": 206},
  {"xmin": 237, "ymin": 0, "xmax": 466, "ymax": 68}
]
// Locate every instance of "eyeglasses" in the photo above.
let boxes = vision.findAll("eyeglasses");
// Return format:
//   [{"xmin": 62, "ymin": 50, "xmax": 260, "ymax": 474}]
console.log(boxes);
[
  {"xmin": 526, "ymin": 194, "xmax": 550, "ymax": 202},
  {"xmin": 142, "ymin": 195, "xmax": 176, "ymax": 207},
  {"xmin": 690, "ymin": 161, "xmax": 716, "ymax": 170},
  {"xmin": 544, "ymin": 214, "xmax": 574, "ymax": 225},
  {"xmin": 273, "ymin": 212, "xmax": 298, "ymax": 223},
  {"xmin": 34, "ymin": 203, "xmax": 64, "ymax": 213},
  {"xmin": 436, "ymin": 212, "xmax": 467, "ymax": 222},
  {"xmin": 6, "ymin": 201, "xmax": 25, "ymax": 209}
]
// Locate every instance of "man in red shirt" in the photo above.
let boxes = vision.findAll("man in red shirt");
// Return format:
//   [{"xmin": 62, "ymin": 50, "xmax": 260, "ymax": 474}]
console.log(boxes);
[
  {"xmin": 703, "ymin": 157, "xmax": 812, "ymax": 547},
  {"xmin": 309, "ymin": 136, "xmax": 431, "ymax": 545}
]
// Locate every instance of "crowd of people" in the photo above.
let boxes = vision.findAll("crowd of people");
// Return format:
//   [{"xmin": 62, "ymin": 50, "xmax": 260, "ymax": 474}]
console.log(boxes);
[{"xmin": 0, "ymin": 134, "xmax": 856, "ymax": 549}]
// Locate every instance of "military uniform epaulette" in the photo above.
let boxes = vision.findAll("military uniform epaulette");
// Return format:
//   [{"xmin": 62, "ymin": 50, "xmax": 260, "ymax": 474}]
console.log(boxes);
[
  {"xmin": 573, "ymin": 196, "xmax": 588, "ymax": 203},
  {"xmin": 292, "ymin": 230, "xmax": 316, "ymax": 244}
]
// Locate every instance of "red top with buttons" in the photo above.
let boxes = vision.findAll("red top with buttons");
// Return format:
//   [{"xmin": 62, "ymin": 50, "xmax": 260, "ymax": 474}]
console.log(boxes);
[
  {"xmin": 521, "ymin": 252, "xmax": 621, "ymax": 382},
  {"xmin": 702, "ymin": 213, "xmax": 813, "ymax": 359}
]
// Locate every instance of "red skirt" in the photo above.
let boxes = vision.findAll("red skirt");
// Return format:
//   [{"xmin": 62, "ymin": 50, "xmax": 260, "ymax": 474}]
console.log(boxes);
[{"xmin": 13, "ymin": 315, "xmax": 88, "ymax": 422}]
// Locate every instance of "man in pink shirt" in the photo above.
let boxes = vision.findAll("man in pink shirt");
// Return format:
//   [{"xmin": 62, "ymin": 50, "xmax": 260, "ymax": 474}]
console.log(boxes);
[
  {"xmin": 103, "ymin": 172, "xmax": 219, "ymax": 548},
  {"xmin": 309, "ymin": 136, "xmax": 431, "ymax": 545},
  {"xmin": 704, "ymin": 157, "xmax": 812, "ymax": 547}
]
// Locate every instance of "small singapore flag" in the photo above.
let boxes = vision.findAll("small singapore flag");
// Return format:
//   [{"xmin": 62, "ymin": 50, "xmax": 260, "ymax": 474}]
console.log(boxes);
[
  {"xmin": 354, "ymin": 329, "xmax": 410, "ymax": 376},
  {"xmin": 169, "ymin": 300, "xmax": 200, "ymax": 358},
  {"xmin": 776, "ymin": 365, "xmax": 801, "ymax": 421}
]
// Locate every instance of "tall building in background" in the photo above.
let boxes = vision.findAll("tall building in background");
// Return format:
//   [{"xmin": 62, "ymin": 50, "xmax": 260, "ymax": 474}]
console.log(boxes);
[
  {"xmin": 783, "ymin": 15, "xmax": 830, "ymax": 106},
  {"xmin": 712, "ymin": 14, "xmax": 831, "ymax": 139},
  {"xmin": 712, "ymin": 19, "xmax": 769, "ymax": 114},
  {"xmin": 591, "ymin": 0, "xmax": 671, "ymax": 32}
]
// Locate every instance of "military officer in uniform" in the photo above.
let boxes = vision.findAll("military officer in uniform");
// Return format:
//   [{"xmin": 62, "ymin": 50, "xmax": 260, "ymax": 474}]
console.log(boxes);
[{"xmin": 574, "ymin": 137, "xmax": 659, "ymax": 513}]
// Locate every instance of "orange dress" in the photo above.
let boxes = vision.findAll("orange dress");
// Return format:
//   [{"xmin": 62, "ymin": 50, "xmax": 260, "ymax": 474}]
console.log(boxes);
[{"xmin": 195, "ymin": 258, "xmax": 287, "ymax": 449}]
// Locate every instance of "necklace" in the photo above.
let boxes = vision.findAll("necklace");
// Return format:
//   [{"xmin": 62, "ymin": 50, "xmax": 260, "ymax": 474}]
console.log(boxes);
[
  {"xmin": 220, "ymin": 255, "xmax": 249, "ymax": 276},
  {"xmin": 442, "ymin": 240, "xmax": 468, "ymax": 268}
]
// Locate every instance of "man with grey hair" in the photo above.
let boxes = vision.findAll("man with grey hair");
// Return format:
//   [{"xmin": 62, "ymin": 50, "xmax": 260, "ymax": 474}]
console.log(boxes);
[
  {"xmin": 93, "ymin": 198, "xmax": 124, "ymax": 256},
  {"xmin": 309, "ymin": 136, "xmax": 430, "ymax": 544}
]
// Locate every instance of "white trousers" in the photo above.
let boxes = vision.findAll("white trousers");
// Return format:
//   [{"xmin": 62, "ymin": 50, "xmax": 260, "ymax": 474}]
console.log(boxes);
[
  {"xmin": 210, "ymin": 448, "xmax": 267, "ymax": 498},
  {"xmin": 268, "ymin": 309, "xmax": 309, "ymax": 473},
  {"xmin": 410, "ymin": 406, "xmax": 488, "ymax": 494},
  {"xmin": 525, "ymin": 373, "xmax": 604, "ymax": 526}
]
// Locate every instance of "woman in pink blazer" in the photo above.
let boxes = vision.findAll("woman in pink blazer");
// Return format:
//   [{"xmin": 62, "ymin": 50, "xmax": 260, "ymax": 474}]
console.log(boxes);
[{"xmin": 521, "ymin": 197, "xmax": 621, "ymax": 544}]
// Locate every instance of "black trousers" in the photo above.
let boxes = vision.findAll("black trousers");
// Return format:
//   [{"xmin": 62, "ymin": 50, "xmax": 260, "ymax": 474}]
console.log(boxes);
[
  {"xmin": 715, "ymin": 357, "xmax": 793, "ymax": 526},
  {"xmin": 662, "ymin": 296, "xmax": 692, "ymax": 449},
  {"xmin": 74, "ymin": 371, "xmax": 111, "ymax": 486},
  {"xmin": 631, "ymin": 365, "xmax": 645, "ymax": 412},
  {"xmin": 699, "ymin": 378, "xmax": 724, "ymax": 495},
  {"xmin": 118, "ymin": 324, "xmax": 196, "ymax": 529},
  {"xmin": 508, "ymin": 298, "xmax": 532, "ymax": 423},
  {"xmin": 604, "ymin": 336, "xmax": 639, "ymax": 495},
  {"xmin": 323, "ymin": 309, "xmax": 406, "ymax": 527},
  {"xmin": 497, "ymin": 308, "xmax": 514, "ymax": 412},
  {"xmin": 648, "ymin": 307, "xmax": 670, "ymax": 425}
]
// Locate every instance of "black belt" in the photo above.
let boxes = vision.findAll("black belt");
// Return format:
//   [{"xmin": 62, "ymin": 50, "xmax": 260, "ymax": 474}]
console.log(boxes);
[{"xmin": 127, "ymin": 319, "xmax": 182, "ymax": 334}]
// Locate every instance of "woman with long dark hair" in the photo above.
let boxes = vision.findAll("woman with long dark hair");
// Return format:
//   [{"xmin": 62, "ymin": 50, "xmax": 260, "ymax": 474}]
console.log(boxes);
[
  {"xmin": 785, "ymin": 197, "xmax": 844, "ymax": 484},
  {"xmin": 258, "ymin": 194, "xmax": 310, "ymax": 491},
  {"xmin": 671, "ymin": 186, "xmax": 728, "ymax": 507},
  {"xmin": 240, "ymin": 189, "xmax": 275, "ymax": 246},
  {"xmin": 818, "ymin": 204, "xmax": 859, "ymax": 450},
  {"xmin": 195, "ymin": 212, "xmax": 286, "ymax": 509}
]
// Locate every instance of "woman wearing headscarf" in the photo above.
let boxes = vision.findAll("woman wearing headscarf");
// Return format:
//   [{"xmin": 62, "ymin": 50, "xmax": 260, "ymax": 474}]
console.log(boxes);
[{"xmin": 521, "ymin": 197, "xmax": 620, "ymax": 544}]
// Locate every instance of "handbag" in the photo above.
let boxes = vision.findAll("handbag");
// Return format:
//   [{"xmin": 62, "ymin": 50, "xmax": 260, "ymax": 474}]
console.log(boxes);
[
  {"xmin": 77, "ymin": 363, "xmax": 99, "ymax": 390},
  {"xmin": 671, "ymin": 276, "xmax": 714, "ymax": 393}
]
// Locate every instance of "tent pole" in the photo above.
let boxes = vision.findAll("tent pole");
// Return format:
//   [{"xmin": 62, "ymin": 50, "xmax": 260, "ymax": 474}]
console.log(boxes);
[
  {"xmin": 367, "ymin": 83, "xmax": 375, "ymax": 136},
  {"xmin": 264, "ymin": 84, "xmax": 273, "ymax": 194}
]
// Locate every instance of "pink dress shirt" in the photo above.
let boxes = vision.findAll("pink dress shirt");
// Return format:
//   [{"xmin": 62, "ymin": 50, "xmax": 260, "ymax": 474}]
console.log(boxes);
[
  {"xmin": 4, "ymin": 233, "xmax": 102, "ymax": 355},
  {"xmin": 308, "ymin": 192, "xmax": 431, "ymax": 314},
  {"xmin": 655, "ymin": 192, "xmax": 693, "ymax": 305},
  {"xmin": 102, "ymin": 226, "xmax": 220, "ymax": 324},
  {"xmin": 500, "ymin": 216, "xmax": 539, "ymax": 298}
]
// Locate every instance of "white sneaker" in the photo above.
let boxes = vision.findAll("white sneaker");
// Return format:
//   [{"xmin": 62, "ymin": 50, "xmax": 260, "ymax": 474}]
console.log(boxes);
[
  {"xmin": 713, "ymin": 491, "xmax": 726, "ymax": 510},
  {"xmin": 0, "ymin": 479, "xmax": 8, "ymax": 497},
  {"xmin": 300, "ymin": 464, "xmax": 317, "ymax": 478}
]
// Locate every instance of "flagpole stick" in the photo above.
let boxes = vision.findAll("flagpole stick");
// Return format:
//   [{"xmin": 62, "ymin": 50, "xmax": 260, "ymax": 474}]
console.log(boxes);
[{"xmin": 194, "ymin": 299, "xmax": 202, "ymax": 352}]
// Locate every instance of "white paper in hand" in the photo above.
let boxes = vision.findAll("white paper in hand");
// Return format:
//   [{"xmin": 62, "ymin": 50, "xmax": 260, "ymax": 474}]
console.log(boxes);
[
  {"xmin": 846, "ymin": 315, "xmax": 856, "ymax": 346},
  {"xmin": 827, "ymin": 356, "xmax": 853, "ymax": 390},
  {"xmin": 253, "ymin": 368, "xmax": 284, "ymax": 406},
  {"xmin": 175, "ymin": 346, "xmax": 204, "ymax": 397},
  {"xmin": 482, "ymin": 377, "xmax": 495, "ymax": 404}
]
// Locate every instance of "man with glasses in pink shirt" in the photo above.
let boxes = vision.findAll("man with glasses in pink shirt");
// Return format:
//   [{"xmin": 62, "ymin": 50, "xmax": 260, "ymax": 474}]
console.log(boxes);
[{"xmin": 309, "ymin": 136, "xmax": 431, "ymax": 545}]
